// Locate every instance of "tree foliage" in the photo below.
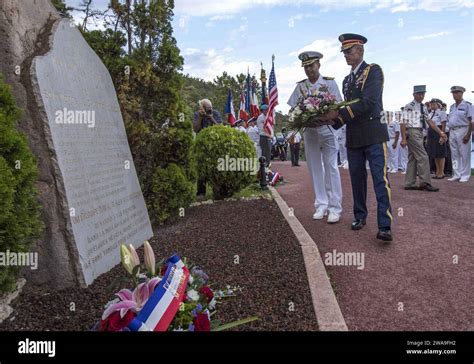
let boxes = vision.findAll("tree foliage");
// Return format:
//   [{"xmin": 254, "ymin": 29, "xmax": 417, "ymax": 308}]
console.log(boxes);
[
  {"xmin": 79, "ymin": 0, "xmax": 192, "ymax": 224},
  {"xmin": 0, "ymin": 76, "xmax": 43, "ymax": 292}
]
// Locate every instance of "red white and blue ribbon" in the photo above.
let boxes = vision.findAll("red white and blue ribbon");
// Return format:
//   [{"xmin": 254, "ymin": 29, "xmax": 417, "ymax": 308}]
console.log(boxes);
[
  {"xmin": 270, "ymin": 171, "xmax": 280, "ymax": 186},
  {"xmin": 128, "ymin": 255, "xmax": 189, "ymax": 331}
]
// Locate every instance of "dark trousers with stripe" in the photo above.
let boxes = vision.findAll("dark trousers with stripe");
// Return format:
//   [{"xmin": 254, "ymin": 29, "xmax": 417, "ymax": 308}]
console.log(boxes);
[{"xmin": 347, "ymin": 142, "xmax": 392, "ymax": 230}]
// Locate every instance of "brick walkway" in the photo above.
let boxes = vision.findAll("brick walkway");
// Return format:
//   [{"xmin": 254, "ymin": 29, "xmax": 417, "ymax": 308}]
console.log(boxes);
[{"xmin": 273, "ymin": 160, "xmax": 473, "ymax": 330}]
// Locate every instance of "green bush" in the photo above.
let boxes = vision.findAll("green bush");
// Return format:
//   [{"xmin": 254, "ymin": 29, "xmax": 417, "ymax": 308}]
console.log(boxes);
[
  {"xmin": 0, "ymin": 75, "xmax": 42, "ymax": 292},
  {"xmin": 194, "ymin": 125, "xmax": 257, "ymax": 199},
  {"xmin": 149, "ymin": 163, "xmax": 196, "ymax": 224}
]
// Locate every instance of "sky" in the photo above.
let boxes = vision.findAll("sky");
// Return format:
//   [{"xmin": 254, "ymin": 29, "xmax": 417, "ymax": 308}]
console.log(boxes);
[{"xmin": 67, "ymin": 0, "xmax": 474, "ymax": 114}]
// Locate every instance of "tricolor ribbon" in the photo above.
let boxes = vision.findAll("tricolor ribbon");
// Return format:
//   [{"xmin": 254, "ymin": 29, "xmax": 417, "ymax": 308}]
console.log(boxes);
[
  {"xmin": 128, "ymin": 255, "xmax": 189, "ymax": 331},
  {"xmin": 270, "ymin": 171, "xmax": 280, "ymax": 186}
]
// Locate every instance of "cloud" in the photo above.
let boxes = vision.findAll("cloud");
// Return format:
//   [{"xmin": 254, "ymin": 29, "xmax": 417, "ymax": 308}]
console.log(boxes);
[
  {"xmin": 205, "ymin": 14, "xmax": 235, "ymax": 27},
  {"xmin": 229, "ymin": 17, "xmax": 249, "ymax": 40},
  {"xmin": 174, "ymin": 0, "xmax": 474, "ymax": 17},
  {"xmin": 181, "ymin": 47, "xmax": 261, "ymax": 82},
  {"xmin": 408, "ymin": 31, "xmax": 453, "ymax": 40},
  {"xmin": 288, "ymin": 13, "xmax": 318, "ymax": 28}
]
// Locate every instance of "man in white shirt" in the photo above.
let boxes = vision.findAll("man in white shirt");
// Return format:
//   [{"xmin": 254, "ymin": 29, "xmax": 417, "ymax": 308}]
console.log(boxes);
[
  {"xmin": 287, "ymin": 51, "xmax": 343, "ymax": 224},
  {"xmin": 336, "ymin": 125, "xmax": 348, "ymax": 169},
  {"xmin": 234, "ymin": 119, "xmax": 247, "ymax": 133},
  {"xmin": 256, "ymin": 105, "xmax": 272, "ymax": 167},
  {"xmin": 447, "ymin": 86, "xmax": 472, "ymax": 183},
  {"xmin": 386, "ymin": 111, "xmax": 400, "ymax": 173},
  {"xmin": 397, "ymin": 109, "xmax": 408, "ymax": 174},
  {"xmin": 246, "ymin": 117, "xmax": 261, "ymax": 158},
  {"xmin": 288, "ymin": 130, "xmax": 302, "ymax": 166}
]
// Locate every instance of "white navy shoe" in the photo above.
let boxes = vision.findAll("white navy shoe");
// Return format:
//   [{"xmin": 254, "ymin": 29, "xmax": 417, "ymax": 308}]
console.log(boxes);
[
  {"xmin": 448, "ymin": 177, "xmax": 460, "ymax": 181},
  {"xmin": 459, "ymin": 178, "xmax": 470, "ymax": 183},
  {"xmin": 327, "ymin": 212, "xmax": 340, "ymax": 224},
  {"xmin": 313, "ymin": 209, "xmax": 327, "ymax": 220}
]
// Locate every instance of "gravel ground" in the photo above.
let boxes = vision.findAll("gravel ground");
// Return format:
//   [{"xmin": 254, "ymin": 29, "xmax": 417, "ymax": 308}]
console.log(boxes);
[{"xmin": 0, "ymin": 199, "xmax": 318, "ymax": 331}]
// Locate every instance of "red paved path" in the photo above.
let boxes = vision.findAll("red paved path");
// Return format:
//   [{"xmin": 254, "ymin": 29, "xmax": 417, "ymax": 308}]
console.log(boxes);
[{"xmin": 274, "ymin": 160, "xmax": 473, "ymax": 331}]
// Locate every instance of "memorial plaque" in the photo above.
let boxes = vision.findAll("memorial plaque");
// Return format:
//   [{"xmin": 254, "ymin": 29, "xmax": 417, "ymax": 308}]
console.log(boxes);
[{"xmin": 31, "ymin": 19, "xmax": 153, "ymax": 286}]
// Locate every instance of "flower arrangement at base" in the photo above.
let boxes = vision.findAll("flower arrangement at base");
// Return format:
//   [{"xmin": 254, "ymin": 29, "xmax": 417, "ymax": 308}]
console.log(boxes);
[
  {"xmin": 288, "ymin": 86, "xmax": 358, "ymax": 131},
  {"xmin": 97, "ymin": 242, "xmax": 258, "ymax": 332}
]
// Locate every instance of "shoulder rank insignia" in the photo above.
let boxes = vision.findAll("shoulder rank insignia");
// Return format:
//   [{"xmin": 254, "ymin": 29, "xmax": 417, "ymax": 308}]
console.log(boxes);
[
  {"xmin": 297, "ymin": 79, "xmax": 306, "ymax": 84},
  {"xmin": 323, "ymin": 76, "xmax": 335, "ymax": 80}
]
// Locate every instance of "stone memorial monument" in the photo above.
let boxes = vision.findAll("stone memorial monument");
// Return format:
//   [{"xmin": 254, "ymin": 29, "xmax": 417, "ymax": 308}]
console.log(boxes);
[{"xmin": 0, "ymin": 0, "xmax": 153, "ymax": 288}]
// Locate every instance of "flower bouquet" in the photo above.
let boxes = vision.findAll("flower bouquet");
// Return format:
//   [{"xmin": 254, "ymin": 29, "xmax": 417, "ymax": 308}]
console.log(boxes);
[
  {"xmin": 96, "ymin": 242, "xmax": 258, "ymax": 332},
  {"xmin": 288, "ymin": 86, "xmax": 358, "ymax": 131}
]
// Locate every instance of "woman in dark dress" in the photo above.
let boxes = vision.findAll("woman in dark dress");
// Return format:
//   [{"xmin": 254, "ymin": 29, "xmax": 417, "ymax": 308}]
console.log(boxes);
[{"xmin": 427, "ymin": 98, "xmax": 447, "ymax": 179}]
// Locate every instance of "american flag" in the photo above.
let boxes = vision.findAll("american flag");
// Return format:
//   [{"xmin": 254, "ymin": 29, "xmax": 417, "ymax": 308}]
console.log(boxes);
[{"xmin": 264, "ymin": 56, "xmax": 278, "ymax": 136}]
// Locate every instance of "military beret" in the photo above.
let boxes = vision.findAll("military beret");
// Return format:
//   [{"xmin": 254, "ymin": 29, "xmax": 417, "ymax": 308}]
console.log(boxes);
[
  {"xmin": 429, "ymin": 98, "xmax": 443, "ymax": 105},
  {"xmin": 260, "ymin": 104, "xmax": 268, "ymax": 110},
  {"xmin": 298, "ymin": 51, "xmax": 323, "ymax": 67},
  {"xmin": 234, "ymin": 119, "xmax": 244, "ymax": 126},
  {"xmin": 413, "ymin": 85, "xmax": 426, "ymax": 93},
  {"xmin": 338, "ymin": 33, "xmax": 367, "ymax": 51},
  {"xmin": 450, "ymin": 85, "xmax": 466, "ymax": 93}
]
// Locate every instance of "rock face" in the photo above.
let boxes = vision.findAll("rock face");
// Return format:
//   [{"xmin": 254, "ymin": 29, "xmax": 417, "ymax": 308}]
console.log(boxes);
[{"xmin": 0, "ymin": 1, "xmax": 153, "ymax": 288}]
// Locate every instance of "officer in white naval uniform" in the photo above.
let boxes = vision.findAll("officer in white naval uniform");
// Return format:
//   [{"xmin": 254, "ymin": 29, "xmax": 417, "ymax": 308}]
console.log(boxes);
[
  {"xmin": 336, "ymin": 124, "xmax": 348, "ymax": 168},
  {"xmin": 447, "ymin": 86, "xmax": 472, "ymax": 182},
  {"xmin": 386, "ymin": 112, "xmax": 400, "ymax": 173},
  {"xmin": 287, "ymin": 51, "xmax": 343, "ymax": 224},
  {"xmin": 398, "ymin": 109, "xmax": 408, "ymax": 174}
]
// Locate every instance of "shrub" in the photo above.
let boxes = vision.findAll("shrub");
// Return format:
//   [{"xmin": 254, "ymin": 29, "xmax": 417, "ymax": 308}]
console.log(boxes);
[
  {"xmin": 194, "ymin": 125, "xmax": 257, "ymax": 200},
  {"xmin": 0, "ymin": 75, "xmax": 42, "ymax": 292},
  {"xmin": 149, "ymin": 163, "xmax": 195, "ymax": 224}
]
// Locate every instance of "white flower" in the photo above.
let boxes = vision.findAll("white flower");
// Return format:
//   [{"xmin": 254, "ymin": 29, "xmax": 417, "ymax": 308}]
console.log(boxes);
[
  {"xmin": 188, "ymin": 275, "xmax": 194, "ymax": 285},
  {"xmin": 208, "ymin": 298, "xmax": 217, "ymax": 310},
  {"xmin": 306, "ymin": 104, "xmax": 315, "ymax": 111},
  {"xmin": 187, "ymin": 289, "xmax": 199, "ymax": 301},
  {"xmin": 294, "ymin": 108, "xmax": 302, "ymax": 116}
]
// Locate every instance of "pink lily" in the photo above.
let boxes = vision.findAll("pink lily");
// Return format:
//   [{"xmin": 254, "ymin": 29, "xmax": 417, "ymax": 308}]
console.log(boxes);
[{"xmin": 102, "ymin": 277, "xmax": 161, "ymax": 320}]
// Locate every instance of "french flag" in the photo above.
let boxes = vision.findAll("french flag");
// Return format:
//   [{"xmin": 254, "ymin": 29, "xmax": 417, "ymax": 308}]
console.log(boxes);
[
  {"xmin": 225, "ymin": 89, "xmax": 236, "ymax": 126},
  {"xmin": 250, "ymin": 85, "xmax": 260, "ymax": 118},
  {"xmin": 239, "ymin": 91, "xmax": 249, "ymax": 121}
]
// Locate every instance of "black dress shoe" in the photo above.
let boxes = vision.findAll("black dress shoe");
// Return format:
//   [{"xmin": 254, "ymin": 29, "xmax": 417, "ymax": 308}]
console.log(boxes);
[
  {"xmin": 377, "ymin": 229, "xmax": 393, "ymax": 242},
  {"xmin": 404, "ymin": 186, "xmax": 418, "ymax": 190},
  {"xmin": 419, "ymin": 184, "xmax": 439, "ymax": 192},
  {"xmin": 351, "ymin": 219, "xmax": 366, "ymax": 230}
]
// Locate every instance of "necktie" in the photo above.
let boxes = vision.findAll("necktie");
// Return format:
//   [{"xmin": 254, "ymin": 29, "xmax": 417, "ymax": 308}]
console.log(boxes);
[{"xmin": 420, "ymin": 104, "xmax": 426, "ymax": 129}]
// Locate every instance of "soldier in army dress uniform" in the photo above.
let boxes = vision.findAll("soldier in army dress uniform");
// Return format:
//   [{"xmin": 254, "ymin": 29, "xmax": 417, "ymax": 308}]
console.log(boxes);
[{"xmin": 318, "ymin": 33, "xmax": 393, "ymax": 242}]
